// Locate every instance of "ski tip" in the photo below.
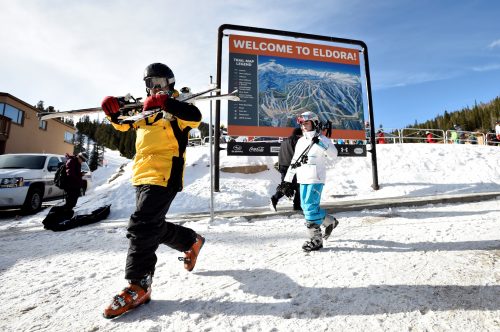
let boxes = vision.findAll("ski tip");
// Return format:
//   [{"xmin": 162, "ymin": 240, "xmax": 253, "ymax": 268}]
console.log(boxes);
[{"xmin": 39, "ymin": 114, "xmax": 60, "ymax": 120}]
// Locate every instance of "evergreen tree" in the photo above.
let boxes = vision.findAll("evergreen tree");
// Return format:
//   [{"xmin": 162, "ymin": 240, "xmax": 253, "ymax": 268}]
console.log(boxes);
[
  {"xmin": 73, "ymin": 132, "xmax": 86, "ymax": 155},
  {"xmin": 198, "ymin": 122, "xmax": 210, "ymax": 138},
  {"xmin": 89, "ymin": 142, "xmax": 99, "ymax": 171},
  {"xmin": 36, "ymin": 101, "xmax": 44, "ymax": 112},
  {"xmin": 404, "ymin": 97, "xmax": 500, "ymax": 134}
]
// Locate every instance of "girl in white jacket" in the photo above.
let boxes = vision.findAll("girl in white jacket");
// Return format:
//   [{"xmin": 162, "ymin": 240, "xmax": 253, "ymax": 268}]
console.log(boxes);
[{"xmin": 284, "ymin": 111, "xmax": 339, "ymax": 251}]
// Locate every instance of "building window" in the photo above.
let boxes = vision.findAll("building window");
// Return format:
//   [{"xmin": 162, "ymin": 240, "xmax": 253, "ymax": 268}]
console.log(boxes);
[
  {"xmin": 64, "ymin": 131, "xmax": 74, "ymax": 143},
  {"xmin": 39, "ymin": 120, "xmax": 48, "ymax": 130},
  {"xmin": 1, "ymin": 104, "xmax": 24, "ymax": 125}
]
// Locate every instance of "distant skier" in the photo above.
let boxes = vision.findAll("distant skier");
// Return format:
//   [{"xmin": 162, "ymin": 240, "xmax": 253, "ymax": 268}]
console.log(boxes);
[
  {"xmin": 280, "ymin": 111, "xmax": 339, "ymax": 252},
  {"xmin": 376, "ymin": 129, "xmax": 386, "ymax": 144},
  {"xmin": 63, "ymin": 152, "xmax": 88, "ymax": 211},
  {"xmin": 449, "ymin": 126, "xmax": 459, "ymax": 144},
  {"xmin": 425, "ymin": 131, "xmax": 436, "ymax": 143},
  {"xmin": 454, "ymin": 124, "xmax": 465, "ymax": 144},
  {"xmin": 100, "ymin": 63, "xmax": 205, "ymax": 319},
  {"xmin": 324, "ymin": 119, "xmax": 332, "ymax": 138}
]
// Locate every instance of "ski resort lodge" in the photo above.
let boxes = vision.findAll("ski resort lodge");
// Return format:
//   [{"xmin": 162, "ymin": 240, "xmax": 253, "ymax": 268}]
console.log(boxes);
[{"xmin": 0, "ymin": 93, "xmax": 76, "ymax": 155}]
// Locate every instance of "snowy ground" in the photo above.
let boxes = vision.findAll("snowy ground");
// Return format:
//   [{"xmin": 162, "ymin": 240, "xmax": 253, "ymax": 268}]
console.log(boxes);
[{"xmin": 0, "ymin": 143, "xmax": 499, "ymax": 331}]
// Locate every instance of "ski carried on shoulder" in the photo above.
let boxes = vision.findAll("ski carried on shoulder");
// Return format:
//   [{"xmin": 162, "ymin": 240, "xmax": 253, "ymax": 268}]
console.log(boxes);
[
  {"xmin": 280, "ymin": 131, "xmax": 321, "ymax": 190},
  {"xmin": 38, "ymin": 107, "xmax": 102, "ymax": 120},
  {"xmin": 177, "ymin": 84, "xmax": 220, "ymax": 103},
  {"xmin": 37, "ymin": 94, "xmax": 144, "ymax": 121},
  {"xmin": 118, "ymin": 88, "xmax": 239, "ymax": 125},
  {"xmin": 189, "ymin": 89, "xmax": 240, "ymax": 102},
  {"xmin": 37, "ymin": 84, "xmax": 239, "ymax": 121}
]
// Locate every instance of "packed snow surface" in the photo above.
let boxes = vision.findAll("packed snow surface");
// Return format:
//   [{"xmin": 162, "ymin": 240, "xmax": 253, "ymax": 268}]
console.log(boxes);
[{"xmin": 0, "ymin": 143, "xmax": 498, "ymax": 331}]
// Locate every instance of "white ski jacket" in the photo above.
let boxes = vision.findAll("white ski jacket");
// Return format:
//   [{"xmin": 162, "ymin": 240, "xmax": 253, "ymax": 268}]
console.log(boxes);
[{"xmin": 284, "ymin": 131, "xmax": 338, "ymax": 184}]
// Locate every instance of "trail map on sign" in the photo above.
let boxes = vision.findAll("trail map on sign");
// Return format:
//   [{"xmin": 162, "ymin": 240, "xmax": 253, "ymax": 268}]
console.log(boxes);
[{"xmin": 228, "ymin": 34, "xmax": 365, "ymax": 139}]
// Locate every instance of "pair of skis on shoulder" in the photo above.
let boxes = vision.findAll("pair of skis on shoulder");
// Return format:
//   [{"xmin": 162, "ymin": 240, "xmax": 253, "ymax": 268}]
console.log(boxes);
[
  {"xmin": 117, "ymin": 85, "xmax": 237, "ymax": 124},
  {"xmin": 37, "ymin": 84, "xmax": 239, "ymax": 124}
]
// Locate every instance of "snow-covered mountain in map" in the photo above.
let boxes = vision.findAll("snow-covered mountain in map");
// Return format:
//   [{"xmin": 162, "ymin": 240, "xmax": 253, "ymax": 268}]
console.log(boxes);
[{"xmin": 258, "ymin": 60, "xmax": 364, "ymax": 129}]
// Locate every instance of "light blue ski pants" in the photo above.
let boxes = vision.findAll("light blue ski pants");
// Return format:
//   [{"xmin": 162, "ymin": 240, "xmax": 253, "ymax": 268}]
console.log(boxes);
[{"xmin": 299, "ymin": 183, "xmax": 326, "ymax": 225}]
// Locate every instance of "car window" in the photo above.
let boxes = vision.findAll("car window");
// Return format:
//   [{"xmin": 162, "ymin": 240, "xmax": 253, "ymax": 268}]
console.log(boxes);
[
  {"xmin": 47, "ymin": 157, "xmax": 61, "ymax": 171},
  {"xmin": 0, "ymin": 155, "xmax": 46, "ymax": 169}
]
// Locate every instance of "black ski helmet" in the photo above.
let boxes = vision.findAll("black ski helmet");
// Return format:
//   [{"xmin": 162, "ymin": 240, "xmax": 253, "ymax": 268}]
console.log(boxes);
[{"xmin": 143, "ymin": 63, "xmax": 175, "ymax": 91}]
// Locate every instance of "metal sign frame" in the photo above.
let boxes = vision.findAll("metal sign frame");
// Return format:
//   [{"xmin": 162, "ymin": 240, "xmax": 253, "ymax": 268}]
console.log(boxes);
[{"xmin": 215, "ymin": 24, "xmax": 379, "ymax": 191}]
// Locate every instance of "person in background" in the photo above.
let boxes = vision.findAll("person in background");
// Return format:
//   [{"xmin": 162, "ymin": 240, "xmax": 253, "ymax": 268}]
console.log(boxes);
[
  {"xmin": 454, "ymin": 124, "xmax": 465, "ymax": 144},
  {"xmin": 281, "ymin": 111, "xmax": 339, "ymax": 252},
  {"xmin": 467, "ymin": 133, "xmax": 477, "ymax": 145},
  {"xmin": 495, "ymin": 120, "xmax": 500, "ymax": 142},
  {"xmin": 376, "ymin": 129, "xmax": 385, "ymax": 144},
  {"xmin": 100, "ymin": 62, "xmax": 205, "ymax": 319},
  {"xmin": 364, "ymin": 121, "xmax": 371, "ymax": 144},
  {"xmin": 449, "ymin": 127, "xmax": 459, "ymax": 144},
  {"xmin": 324, "ymin": 119, "xmax": 332, "ymax": 138},
  {"xmin": 425, "ymin": 131, "xmax": 436, "ymax": 143},
  {"xmin": 270, "ymin": 127, "xmax": 302, "ymax": 212},
  {"xmin": 64, "ymin": 152, "xmax": 88, "ymax": 211}
]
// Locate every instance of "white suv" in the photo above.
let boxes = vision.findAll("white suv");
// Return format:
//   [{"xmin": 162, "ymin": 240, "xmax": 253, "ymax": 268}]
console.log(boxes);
[{"xmin": 0, "ymin": 153, "xmax": 67, "ymax": 214}]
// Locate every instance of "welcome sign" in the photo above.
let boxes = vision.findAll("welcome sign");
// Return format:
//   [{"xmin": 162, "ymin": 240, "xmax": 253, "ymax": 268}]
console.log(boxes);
[{"xmin": 227, "ymin": 34, "xmax": 366, "ymax": 140}]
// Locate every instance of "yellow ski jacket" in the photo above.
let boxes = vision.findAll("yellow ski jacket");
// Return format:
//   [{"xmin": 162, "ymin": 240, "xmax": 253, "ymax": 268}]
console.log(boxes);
[{"xmin": 108, "ymin": 99, "xmax": 201, "ymax": 190}]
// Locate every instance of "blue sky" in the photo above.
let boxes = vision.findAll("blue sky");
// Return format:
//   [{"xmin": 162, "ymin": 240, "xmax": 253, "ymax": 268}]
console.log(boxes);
[{"xmin": 1, "ymin": 0, "xmax": 499, "ymax": 129}]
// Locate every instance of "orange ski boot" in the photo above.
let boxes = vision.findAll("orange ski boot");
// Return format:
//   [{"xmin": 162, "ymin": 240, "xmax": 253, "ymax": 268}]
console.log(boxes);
[
  {"xmin": 103, "ymin": 283, "xmax": 151, "ymax": 319},
  {"xmin": 179, "ymin": 234, "xmax": 205, "ymax": 272}
]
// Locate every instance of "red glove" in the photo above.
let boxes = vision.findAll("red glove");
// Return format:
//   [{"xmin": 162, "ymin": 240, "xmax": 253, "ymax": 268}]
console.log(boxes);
[
  {"xmin": 101, "ymin": 96, "xmax": 120, "ymax": 116},
  {"xmin": 143, "ymin": 94, "xmax": 168, "ymax": 111}
]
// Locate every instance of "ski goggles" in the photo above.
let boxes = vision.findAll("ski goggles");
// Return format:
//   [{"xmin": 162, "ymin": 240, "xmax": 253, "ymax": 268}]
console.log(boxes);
[
  {"xmin": 296, "ymin": 114, "xmax": 316, "ymax": 124},
  {"xmin": 145, "ymin": 77, "xmax": 171, "ymax": 89}
]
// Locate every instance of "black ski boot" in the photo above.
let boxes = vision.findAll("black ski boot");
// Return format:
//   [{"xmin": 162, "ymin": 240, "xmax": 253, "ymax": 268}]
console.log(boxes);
[{"xmin": 302, "ymin": 222, "xmax": 323, "ymax": 252}]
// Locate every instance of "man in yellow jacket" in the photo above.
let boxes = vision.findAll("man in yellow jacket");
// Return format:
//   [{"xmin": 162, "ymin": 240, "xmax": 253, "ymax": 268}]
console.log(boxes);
[{"xmin": 101, "ymin": 63, "xmax": 205, "ymax": 319}]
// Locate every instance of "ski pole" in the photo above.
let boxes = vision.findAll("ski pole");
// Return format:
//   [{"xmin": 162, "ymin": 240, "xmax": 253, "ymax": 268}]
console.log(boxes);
[{"xmin": 290, "ymin": 132, "xmax": 320, "ymax": 169}]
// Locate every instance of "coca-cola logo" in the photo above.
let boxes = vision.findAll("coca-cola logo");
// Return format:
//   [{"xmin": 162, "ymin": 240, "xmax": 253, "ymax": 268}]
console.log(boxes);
[{"xmin": 249, "ymin": 146, "xmax": 265, "ymax": 153}]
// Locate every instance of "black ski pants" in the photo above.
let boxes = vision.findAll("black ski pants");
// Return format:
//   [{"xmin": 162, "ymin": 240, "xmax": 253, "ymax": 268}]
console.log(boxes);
[
  {"xmin": 125, "ymin": 184, "xmax": 197, "ymax": 280},
  {"xmin": 64, "ymin": 187, "xmax": 80, "ymax": 210}
]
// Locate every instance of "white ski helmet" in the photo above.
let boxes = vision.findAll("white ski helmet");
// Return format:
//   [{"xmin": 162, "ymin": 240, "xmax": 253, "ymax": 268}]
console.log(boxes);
[{"xmin": 297, "ymin": 111, "xmax": 320, "ymax": 128}]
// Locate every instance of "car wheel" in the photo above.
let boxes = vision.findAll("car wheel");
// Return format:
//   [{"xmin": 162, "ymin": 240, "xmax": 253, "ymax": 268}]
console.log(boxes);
[{"xmin": 22, "ymin": 187, "xmax": 43, "ymax": 214}]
